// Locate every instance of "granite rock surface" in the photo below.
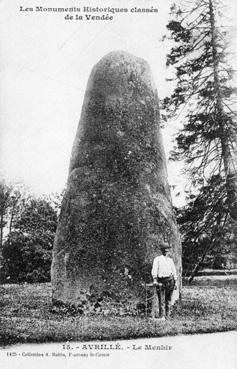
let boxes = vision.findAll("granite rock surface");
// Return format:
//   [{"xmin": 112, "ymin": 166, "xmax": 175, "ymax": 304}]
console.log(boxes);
[{"xmin": 51, "ymin": 51, "xmax": 181, "ymax": 305}]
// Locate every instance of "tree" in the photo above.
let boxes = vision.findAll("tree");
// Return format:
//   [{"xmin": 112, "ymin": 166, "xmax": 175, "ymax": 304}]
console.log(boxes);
[
  {"xmin": 0, "ymin": 182, "xmax": 11, "ymax": 250},
  {"xmin": 0, "ymin": 181, "xmax": 11, "ymax": 280},
  {"xmin": 163, "ymin": 0, "xmax": 237, "ymax": 221},
  {"xmin": 163, "ymin": 0, "xmax": 237, "ymax": 278},
  {"xmin": 0, "ymin": 181, "xmax": 30, "ymax": 246},
  {"xmin": 0, "ymin": 181, "xmax": 26, "ymax": 280},
  {"xmin": 3, "ymin": 196, "xmax": 58, "ymax": 283},
  {"xmin": 177, "ymin": 175, "xmax": 235, "ymax": 280}
]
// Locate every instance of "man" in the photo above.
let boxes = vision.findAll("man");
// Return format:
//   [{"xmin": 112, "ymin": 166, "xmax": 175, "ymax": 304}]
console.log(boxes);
[{"xmin": 151, "ymin": 241, "xmax": 177, "ymax": 319}]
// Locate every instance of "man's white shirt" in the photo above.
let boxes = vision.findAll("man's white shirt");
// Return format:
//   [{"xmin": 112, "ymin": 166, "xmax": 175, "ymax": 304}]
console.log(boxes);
[{"xmin": 152, "ymin": 255, "xmax": 177, "ymax": 280}]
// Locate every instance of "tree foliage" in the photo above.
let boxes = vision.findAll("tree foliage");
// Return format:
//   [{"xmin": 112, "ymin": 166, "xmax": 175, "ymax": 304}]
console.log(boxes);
[
  {"xmin": 177, "ymin": 175, "xmax": 235, "ymax": 280},
  {"xmin": 163, "ymin": 0, "xmax": 237, "ymax": 277},
  {"xmin": 0, "ymin": 182, "xmax": 15, "ymax": 248},
  {"xmin": 164, "ymin": 0, "xmax": 237, "ymax": 219},
  {"xmin": 1, "ymin": 185, "xmax": 59, "ymax": 283},
  {"xmin": 0, "ymin": 181, "xmax": 28, "ymax": 280}
]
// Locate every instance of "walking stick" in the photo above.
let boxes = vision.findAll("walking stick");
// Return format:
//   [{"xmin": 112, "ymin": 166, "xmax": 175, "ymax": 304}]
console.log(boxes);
[{"xmin": 145, "ymin": 283, "xmax": 155, "ymax": 318}]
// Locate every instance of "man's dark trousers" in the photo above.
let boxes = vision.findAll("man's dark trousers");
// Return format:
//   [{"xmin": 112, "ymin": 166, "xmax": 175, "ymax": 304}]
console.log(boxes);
[{"xmin": 157, "ymin": 276, "xmax": 175, "ymax": 318}]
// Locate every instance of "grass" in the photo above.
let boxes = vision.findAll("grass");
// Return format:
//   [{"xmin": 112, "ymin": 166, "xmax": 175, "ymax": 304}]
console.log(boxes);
[{"xmin": 0, "ymin": 282, "xmax": 237, "ymax": 346}]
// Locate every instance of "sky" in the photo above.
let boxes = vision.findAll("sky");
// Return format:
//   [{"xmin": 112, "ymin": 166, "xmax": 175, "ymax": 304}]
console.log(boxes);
[{"xmin": 0, "ymin": 0, "xmax": 236, "ymax": 206}]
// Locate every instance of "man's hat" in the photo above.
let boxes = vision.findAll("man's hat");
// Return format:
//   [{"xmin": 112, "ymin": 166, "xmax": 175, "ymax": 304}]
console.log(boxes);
[
  {"xmin": 148, "ymin": 235, "xmax": 171, "ymax": 249},
  {"xmin": 159, "ymin": 241, "xmax": 171, "ymax": 250}
]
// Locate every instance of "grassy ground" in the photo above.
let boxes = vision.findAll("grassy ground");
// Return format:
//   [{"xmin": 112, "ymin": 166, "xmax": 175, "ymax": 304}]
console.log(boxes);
[{"xmin": 0, "ymin": 282, "xmax": 237, "ymax": 346}]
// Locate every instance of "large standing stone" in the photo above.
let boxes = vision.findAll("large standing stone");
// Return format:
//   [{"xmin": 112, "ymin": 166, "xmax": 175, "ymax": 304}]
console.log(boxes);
[{"xmin": 51, "ymin": 51, "xmax": 181, "ymax": 306}]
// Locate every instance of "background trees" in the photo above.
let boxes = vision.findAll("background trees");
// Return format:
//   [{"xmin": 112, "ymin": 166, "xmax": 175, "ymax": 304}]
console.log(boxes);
[
  {"xmin": 0, "ymin": 181, "xmax": 60, "ymax": 283},
  {"xmin": 163, "ymin": 0, "xmax": 237, "ymax": 277},
  {"xmin": 177, "ymin": 175, "xmax": 235, "ymax": 281},
  {"xmin": 0, "ymin": 182, "xmax": 26, "ymax": 281}
]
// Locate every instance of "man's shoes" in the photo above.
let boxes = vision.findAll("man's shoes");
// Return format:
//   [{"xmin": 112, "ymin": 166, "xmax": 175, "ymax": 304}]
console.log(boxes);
[{"xmin": 151, "ymin": 316, "xmax": 166, "ymax": 321}]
